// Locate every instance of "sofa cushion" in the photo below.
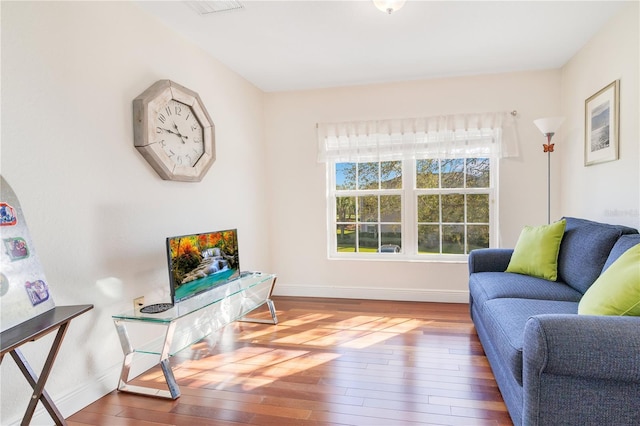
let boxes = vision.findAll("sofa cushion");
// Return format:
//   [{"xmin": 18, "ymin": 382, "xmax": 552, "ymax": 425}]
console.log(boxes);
[
  {"xmin": 579, "ymin": 243, "xmax": 640, "ymax": 316},
  {"xmin": 506, "ymin": 219, "xmax": 566, "ymax": 281},
  {"xmin": 469, "ymin": 272, "xmax": 583, "ymax": 308},
  {"xmin": 482, "ymin": 298, "xmax": 578, "ymax": 385},
  {"xmin": 603, "ymin": 234, "xmax": 640, "ymax": 271},
  {"xmin": 558, "ymin": 217, "xmax": 639, "ymax": 294}
]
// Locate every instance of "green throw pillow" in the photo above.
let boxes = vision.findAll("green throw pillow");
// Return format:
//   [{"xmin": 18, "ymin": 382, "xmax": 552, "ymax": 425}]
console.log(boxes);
[
  {"xmin": 505, "ymin": 219, "xmax": 566, "ymax": 281},
  {"xmin": 578, "ymin": 244, "xmax": 640, "ymax": 316}
]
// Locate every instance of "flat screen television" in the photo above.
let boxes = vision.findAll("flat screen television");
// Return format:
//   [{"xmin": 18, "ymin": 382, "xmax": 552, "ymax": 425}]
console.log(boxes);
[{"xmin": 166, "ymin": 229, "xmax": 240, "ymax": 305}]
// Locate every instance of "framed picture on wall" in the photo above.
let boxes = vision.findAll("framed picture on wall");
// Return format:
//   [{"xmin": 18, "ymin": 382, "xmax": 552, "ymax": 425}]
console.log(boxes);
[{"xmin": 584, "ymin": 80, "xmax": 620, "ymax": 166}]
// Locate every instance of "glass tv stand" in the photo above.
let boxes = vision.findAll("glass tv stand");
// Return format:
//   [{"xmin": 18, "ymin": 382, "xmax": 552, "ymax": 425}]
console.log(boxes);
[{"xmin": 112, "ymin": 273, "xmax": 277, "ymax": 399}]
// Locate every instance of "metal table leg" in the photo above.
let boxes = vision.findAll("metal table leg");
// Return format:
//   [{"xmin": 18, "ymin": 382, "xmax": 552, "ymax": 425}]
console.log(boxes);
[
  {"xmin": 114, "ymin": 320, "xmax": 180, "ymax": 399},
  {"xmin": 240, "ymin": 276, "xmax": 279, "ymax": 325}
]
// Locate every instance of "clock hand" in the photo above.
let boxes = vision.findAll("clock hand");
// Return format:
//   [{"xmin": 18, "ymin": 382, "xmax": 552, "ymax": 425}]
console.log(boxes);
[
  {"xmin": 158, "ymin": 127, "xmax": 181, "ymax": 136},
  {"xmin": 172, "ymin": 122, "xmax": 188, "ymax": 143}
]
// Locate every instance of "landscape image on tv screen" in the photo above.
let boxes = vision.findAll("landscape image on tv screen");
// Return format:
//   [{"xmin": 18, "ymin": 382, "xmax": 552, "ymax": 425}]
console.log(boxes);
[{"xmin": 166, "ymin": 229, "xmax": 240, "ymax": 304}]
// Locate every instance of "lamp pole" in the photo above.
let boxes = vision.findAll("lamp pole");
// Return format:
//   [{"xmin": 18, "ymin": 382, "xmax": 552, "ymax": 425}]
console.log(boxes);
[
  {"xmin": 544, "ymin": 133, "xmax": 554, "ymax": 224},
  {"xmin": 534, "ymin": 117, "xmax": 564, "ymax": 225}
]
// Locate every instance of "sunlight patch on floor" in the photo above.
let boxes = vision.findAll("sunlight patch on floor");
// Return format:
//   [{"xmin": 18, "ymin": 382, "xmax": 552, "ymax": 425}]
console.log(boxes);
[
  {"xmin": 249, "ymin": 351, "xmax": 341, "ymax": 388},
  {"xmin": 136, "ymin": 312, "xmax": 441, "ymax": 393},
  {"xmin": 277, "ymin": 313, "xmax": 334, "ymax": 326}
]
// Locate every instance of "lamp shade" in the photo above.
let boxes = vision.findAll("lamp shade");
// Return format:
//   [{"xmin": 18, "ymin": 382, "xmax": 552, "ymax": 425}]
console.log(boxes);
[
  {"xmin": 533, "ymin": 117, "xmax": 565, "ymax": 135},
  {"xmin": 373, "ymin": 0, "xmax": 406, "ymax": 14}
]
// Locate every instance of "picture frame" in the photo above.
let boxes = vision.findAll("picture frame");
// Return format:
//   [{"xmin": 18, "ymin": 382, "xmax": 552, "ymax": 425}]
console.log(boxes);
[{"xmin": 584, "ymin": 80, "xmax": 619, "ymax": 166}]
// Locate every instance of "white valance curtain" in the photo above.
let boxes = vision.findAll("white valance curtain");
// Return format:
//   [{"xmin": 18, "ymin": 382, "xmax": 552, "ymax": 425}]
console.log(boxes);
[{"xmin": 317, "ymin": 112, "xmax": 518, "ymax": 163}]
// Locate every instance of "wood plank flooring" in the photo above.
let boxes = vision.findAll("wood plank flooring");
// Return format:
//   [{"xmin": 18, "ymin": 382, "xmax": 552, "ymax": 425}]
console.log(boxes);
[{"xmin": 68, "ymin": 297, "xmax": 511, "ymax": 425}]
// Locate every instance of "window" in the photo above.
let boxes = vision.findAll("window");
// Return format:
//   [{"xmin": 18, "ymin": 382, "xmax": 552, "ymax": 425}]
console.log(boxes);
[
  {"xmin": 318, "ymin": 112, "xmax": 515, "ymax": 261},
  {"xmin": 415, "ymin": 158, "xmax": 491, "ymax": 256},
  {"xmin": 330, "ymin": 157, "xmax": 495, "ymax": 259},
  {"xmin": 334, "ymin": 161, "xmax": 403, "ymax": 253}
]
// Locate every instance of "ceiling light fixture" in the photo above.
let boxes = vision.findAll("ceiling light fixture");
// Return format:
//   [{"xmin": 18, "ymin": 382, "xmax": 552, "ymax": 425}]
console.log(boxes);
[
  {"xmin": 373, "ymin": 0, "xmax": 406, "ymax": 14},
  {"xmin": 184, "ymin": 0, "xmax": 243, "ymax": 15}
]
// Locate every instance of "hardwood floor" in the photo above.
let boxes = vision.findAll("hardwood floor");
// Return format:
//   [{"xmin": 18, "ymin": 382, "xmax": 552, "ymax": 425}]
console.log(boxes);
[{"xmin": 68, "ymin": 297, "xmax": 511, "ymax": 425}]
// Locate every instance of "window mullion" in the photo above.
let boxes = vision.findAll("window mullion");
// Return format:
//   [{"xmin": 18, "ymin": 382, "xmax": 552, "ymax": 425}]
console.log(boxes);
[
  {"xmin": 377, "ymin": 163, "xmax": 381, "ymax": 251},
  {"xmin": 439, "ymin": 193, "xmax": 443, "ymax": 254},
  {"xmin": 405, "ymin": 159, "xmax": 415, "ymax": 256},
  {"xmin": 438, "ymin": 159, "xmax": 443, "ymax": 255},
  {"xmin": 464, "ymin": 193, "xmax": 468, "ymax": 254},
  {"xmin": 464, "ymin": 159, "xmax": 468, "ymax": 254}
]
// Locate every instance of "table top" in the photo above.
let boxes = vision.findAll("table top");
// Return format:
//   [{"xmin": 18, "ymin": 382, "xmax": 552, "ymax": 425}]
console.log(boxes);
[
  {"xmin": 1, "ymin": 304, "xmax": 94, "ymax": 355},
  {"xmin": 112, "ymin": 273, "xmax": 276, "ymax": 324}
]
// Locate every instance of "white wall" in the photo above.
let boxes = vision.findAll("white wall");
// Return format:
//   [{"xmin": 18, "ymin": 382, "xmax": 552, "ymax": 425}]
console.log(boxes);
[
  {"xmin": 559, "ymin": 2, "xmax": 640, "ymax": 229},
  {"xmin": 265, "ymin": 70, "xmax": 563, "ymax": 302},
  {"xmin": 1, "ymin": 2, "xmax": 267, "ymax": 423}
]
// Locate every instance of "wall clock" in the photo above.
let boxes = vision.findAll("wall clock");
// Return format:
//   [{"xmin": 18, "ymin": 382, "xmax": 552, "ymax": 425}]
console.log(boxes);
[{"xmin": 133, "ymin": 80, "xmax": 215, "ymax": 182}]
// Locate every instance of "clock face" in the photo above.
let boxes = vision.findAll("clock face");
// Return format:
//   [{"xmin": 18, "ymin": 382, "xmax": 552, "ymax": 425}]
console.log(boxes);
[
  {"xmin": 133, "ymin": 80, "xmax": 216, "ymax": 182},
  {"xmin": 153, "ymin": 99, "xmax": 204, "ymax": 168}
]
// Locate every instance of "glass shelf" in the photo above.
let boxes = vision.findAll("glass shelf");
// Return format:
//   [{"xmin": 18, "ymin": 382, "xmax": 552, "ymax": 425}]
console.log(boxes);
[
  {"xmin": 113, "ymin": 273, "xmax": 276, "ymax": 323},
  {"xmin": 112, "ymin": 272, "xmax": 277, "ymax": 399}
]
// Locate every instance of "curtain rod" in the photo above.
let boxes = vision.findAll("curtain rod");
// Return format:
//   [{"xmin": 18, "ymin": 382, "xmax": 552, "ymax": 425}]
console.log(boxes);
[{"xmin": 317, "ymin": 110, "xmax": 519, "ymax": 127}]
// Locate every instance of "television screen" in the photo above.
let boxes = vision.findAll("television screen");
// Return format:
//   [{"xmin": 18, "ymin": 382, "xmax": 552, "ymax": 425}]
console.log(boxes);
[{"xmin": 166, "ymin": 229, "xmax": 240, "ymax": 304}]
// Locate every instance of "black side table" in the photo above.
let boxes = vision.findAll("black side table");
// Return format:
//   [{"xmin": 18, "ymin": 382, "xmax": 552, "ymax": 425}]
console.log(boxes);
[{"xmin": 0, "ymin": 304, "xmax": 93, "ymax": 426}]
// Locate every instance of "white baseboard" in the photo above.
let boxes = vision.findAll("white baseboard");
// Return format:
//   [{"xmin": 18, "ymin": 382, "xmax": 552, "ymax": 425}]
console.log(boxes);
[{"xmin": 272, "ymin": 284, "xmax": 469, "ymax": 304}]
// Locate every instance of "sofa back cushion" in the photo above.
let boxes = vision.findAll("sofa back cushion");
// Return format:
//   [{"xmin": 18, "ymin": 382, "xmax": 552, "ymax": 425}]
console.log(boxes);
[
  {"xmin": 558, "ymin": 217, "xmax": 638, "ymax": 294},
  {"xmin": 603, "ymin": 234, "xmax": 640, "ymax": 271}
]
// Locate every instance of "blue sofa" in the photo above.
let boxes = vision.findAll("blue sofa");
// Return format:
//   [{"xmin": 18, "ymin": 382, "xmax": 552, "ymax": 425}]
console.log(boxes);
[{"xmin": 468, "ymin": 217, "xmax": 640, "ymax": 425}]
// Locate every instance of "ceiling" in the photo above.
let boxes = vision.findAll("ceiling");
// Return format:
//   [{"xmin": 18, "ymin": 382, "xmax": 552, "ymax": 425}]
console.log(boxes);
[{"xmin": 135, "ymin": 1, "xmax": 628, "ymax": 92}]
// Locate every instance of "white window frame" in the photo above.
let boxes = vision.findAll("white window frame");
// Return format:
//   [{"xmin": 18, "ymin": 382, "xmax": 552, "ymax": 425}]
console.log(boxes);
[{"xmin": 327, "ymin": 158, "xmax": 498, "ymax": 261}]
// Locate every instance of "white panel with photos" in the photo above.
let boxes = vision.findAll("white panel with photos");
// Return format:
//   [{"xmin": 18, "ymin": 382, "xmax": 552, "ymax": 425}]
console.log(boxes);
[{"xmin": 0, "ymin": 176, "xmax": 55, "ymax": 332}]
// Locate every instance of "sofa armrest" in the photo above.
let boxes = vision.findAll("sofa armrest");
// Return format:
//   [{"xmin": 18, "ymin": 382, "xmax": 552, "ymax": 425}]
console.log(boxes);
[
  {"xmin": 468, "ymin": 248, "xmax": 513, "ymax": 274},
  {"xmin": 523, "ymin": 314, "xmax": 640, "ymax": 425},
  {"xmin": 524, "ymin": 314, "xmax": 640, "ymax": 381}
]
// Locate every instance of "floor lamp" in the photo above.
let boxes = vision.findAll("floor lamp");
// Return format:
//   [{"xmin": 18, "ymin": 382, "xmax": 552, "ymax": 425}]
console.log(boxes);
[{"xmin": 533, "ymin": 117, "xmax": 565, "ymax": 224}]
